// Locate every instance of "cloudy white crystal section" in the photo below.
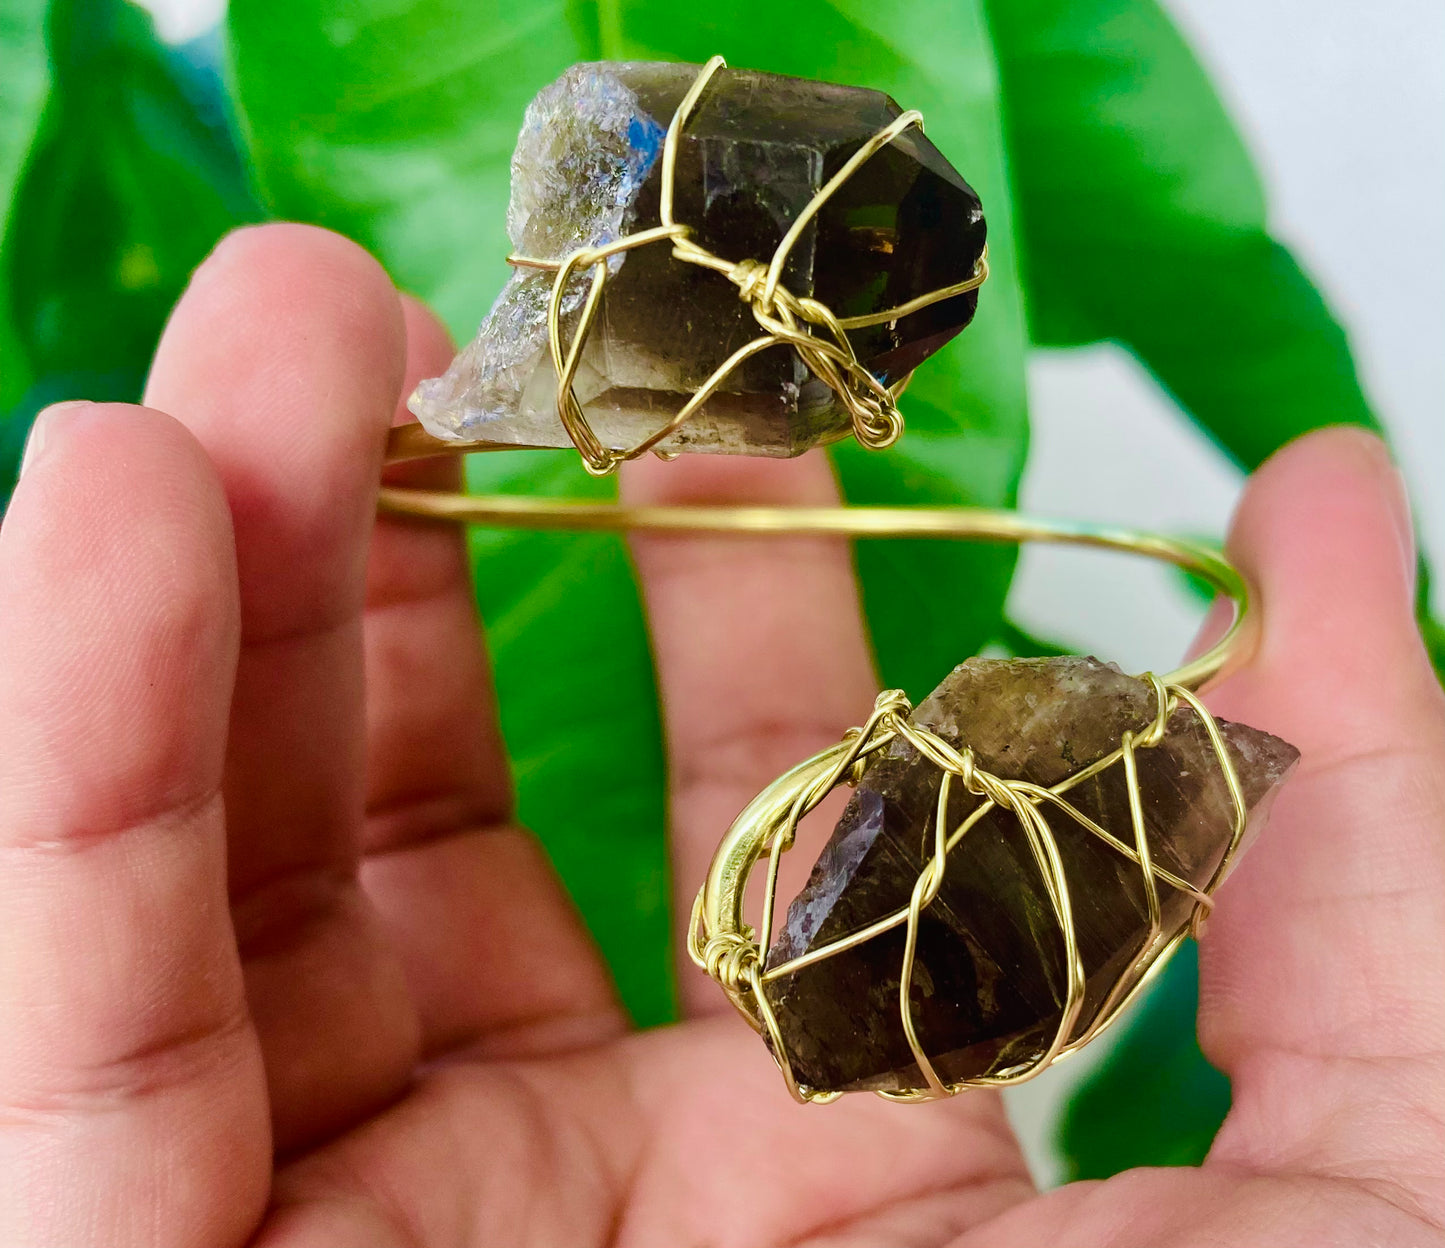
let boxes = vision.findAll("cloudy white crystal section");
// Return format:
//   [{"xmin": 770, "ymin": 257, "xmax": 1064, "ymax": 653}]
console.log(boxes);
[{"xmin": 408, "ymin": 64, "xmax": 665, "ymax": 444}]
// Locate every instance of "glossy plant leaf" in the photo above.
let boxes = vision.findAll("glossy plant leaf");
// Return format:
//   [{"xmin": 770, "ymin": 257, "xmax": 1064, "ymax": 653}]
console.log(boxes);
[
  {"xmin": 1058, "ymin": 941, "xmax": 1230, "ymax": 1177},
  {"xmin": 992, "ymin": 616, "xmax": 1075, "ymax": 659},
  {"xmin": 0, "ymin": 0, "xmax": 260, "ymax": 503},
  {"xmin": 0, "ymin": 0, "xmax": 50, "ymax": 463},
  {"xmin": 982, "ymin": 0, "xmax": 1381, "ymax": 471},
  {"xmin": 0, "ymin": 0, "xmax": 48, "ymax": 273},
  {"xmin": 1421, "ymin": 570, "xmax": 1445, "ymax": 680},
  {"xmin": 460, "ymin": 450, "xmax": 672, "ymax": 1021},
  {"xmin": 981, "ymin": 0, "xmax": 1445, "ymax": 693},
  {"xmin": 228, "ymin": 0, "xmax": 1032, "ymax": 1023}
]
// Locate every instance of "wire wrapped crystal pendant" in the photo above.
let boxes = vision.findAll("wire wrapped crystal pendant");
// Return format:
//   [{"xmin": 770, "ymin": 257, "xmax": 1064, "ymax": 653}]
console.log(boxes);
[
  {"xmin": 691, "ymin": 657, "xmax": 1298, "ymax": 1102},
  {"xmin": 407, "ymin": 58, "xmax": 987, "ymax": 470}
]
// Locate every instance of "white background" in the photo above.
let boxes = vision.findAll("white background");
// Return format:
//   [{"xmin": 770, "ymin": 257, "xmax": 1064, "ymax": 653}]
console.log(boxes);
[{"xmin": 137, "ymin": 0, "xmax": 1445, "ymax": 1183}]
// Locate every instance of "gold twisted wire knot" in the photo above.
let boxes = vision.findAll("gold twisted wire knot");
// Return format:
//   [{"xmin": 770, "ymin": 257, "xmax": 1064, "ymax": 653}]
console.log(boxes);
[
  {"xmin": 505, "ymin": 55, "xmax": 989, "ymax": 476},
  {"xmin": 698, "ymin": 927, "xmax": 761, "ymax": 993},
  {"xmin": 688, "ymin": 674, "xmax": 1248, "ymax": 1104}
]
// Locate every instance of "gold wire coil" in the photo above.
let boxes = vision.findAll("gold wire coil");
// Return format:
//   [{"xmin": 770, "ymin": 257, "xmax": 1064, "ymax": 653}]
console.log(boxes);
[{"xmin": 497, "ymin": 54, "xmax": 988, "ymax": 475}]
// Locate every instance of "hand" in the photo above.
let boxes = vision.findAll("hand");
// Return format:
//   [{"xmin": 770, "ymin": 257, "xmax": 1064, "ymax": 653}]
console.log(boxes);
[{"xmin": 2, "ymin": 224, "xmax": 1442, "ymax": 1248}]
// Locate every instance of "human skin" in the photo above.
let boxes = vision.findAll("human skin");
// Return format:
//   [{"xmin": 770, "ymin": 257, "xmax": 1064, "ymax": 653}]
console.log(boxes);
[{"xmin": 1, "ymin": 223, "xmax": 1443, "ymax": 1247}]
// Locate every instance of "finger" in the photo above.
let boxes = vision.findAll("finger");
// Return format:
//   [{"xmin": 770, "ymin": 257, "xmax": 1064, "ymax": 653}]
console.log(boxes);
[
  {"xmin": 622, "ymin": 453, "xmax": 879, "ymax": 1015},
  {"xmin": 360, "ymin": 297, "xmax": 621, "ymax": 1056},
  {"xmin": 1195, "ymin": 429, "xmax": 1445, "ymax": 1195},
  {"xmin": 0, "ymin": 404, "xmax": 269, "ymax": 1246},
  {"xmin": 145, "ymin": 224, "xmax": 419, "ymax": 1150},
  {"xmin": 362, "ymin": 297, "xmax": 507, "ymax": 840}
]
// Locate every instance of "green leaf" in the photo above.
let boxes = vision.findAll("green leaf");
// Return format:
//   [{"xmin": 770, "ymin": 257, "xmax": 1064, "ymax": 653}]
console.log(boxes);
[
  {"xmin": 228, "ymin": 0, "xmax": 1031, "ymax": 1022},
  {"xmin": 984, "ymin": 0, "xmax": 1445, "ymax": 688},
  {"xmin": 1419, "ymin": 564, "xmax": 1445, "ymax": 684},
  {"xmin": 983, "ymin": 0, "xmax": 1380, "ymax": 470},
  {"xmin": 0, "ymin": 0, "xmax": 50, "ymax": 414},
  {"xmin": 1058, "ymin": 941, "xmax": 1230, "ymax": 1177},
  {"xmin": 229, "ymin": 2, "xmax": 588, "ymax": 335},
  {"xmin": 1, "ymin": 0, "xmax": 261, "ymax": 500}
]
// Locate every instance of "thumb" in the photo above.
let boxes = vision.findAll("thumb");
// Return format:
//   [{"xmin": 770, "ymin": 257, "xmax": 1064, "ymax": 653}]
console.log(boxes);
[{"xmin": 1196, "ymin": 427, "xmax": 1445, "ymax": 1207}]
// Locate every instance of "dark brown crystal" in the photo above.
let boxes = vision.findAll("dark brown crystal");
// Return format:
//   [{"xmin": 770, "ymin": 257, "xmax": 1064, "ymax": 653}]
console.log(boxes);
[
  {"xmin": 764, "ymin": 657, "xmax": 1298, "ymax": 1094},
  {"xmin": 411, "ymin": 61, "xmax": 987, "ymax": 454}
]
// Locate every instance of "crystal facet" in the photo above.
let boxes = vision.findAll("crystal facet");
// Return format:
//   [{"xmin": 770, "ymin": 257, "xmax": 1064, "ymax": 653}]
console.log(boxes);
[
  {"xmin": 409, "ymin": 61, "xmax": 987, "ymax": 455},
  {"xmin": 764, "ymin": 657, "xmax": 1298, "ymax": 1094}
]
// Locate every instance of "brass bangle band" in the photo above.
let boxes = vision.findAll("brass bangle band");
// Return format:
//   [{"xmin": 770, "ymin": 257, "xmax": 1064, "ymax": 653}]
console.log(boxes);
[{"xmin": 380, "ymin": 428, "xmax": 1248, "ymax": 693}]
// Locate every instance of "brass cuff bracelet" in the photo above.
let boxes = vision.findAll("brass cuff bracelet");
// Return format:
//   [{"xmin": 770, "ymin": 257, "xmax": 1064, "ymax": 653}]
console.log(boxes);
[
  {"xmin": 376, "ymin": 55, "xmax": 1296, "ymax": 1105},
  {"xmin": 380, "ymin": 430, "xmax": 1280, "ymax": 1104}
]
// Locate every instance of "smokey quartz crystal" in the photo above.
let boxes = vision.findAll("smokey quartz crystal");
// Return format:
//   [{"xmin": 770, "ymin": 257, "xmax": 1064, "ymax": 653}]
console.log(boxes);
[
  {"xmin": 764, "ymin": 657, "xmax": 1298, "ymax": 1094},
  {"xmin": 409, "ymin": 61, "xmax": 987, "ymax": 455}
]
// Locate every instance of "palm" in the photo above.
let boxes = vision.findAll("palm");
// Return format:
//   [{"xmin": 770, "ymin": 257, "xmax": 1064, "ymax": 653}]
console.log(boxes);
[{"xmin": 2, "ymin": 227, "xmax": 1443, "ymax": 1248}]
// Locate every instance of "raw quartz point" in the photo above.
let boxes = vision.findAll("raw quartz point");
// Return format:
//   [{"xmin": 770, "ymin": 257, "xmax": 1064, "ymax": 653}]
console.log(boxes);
[
  {"xmin": 764, "ymin": 657, "xmax": 1299, "ymax": 1094},
  {"xmin": 408, "ymin": 61, "xmax": 987, "ymax": 456}
]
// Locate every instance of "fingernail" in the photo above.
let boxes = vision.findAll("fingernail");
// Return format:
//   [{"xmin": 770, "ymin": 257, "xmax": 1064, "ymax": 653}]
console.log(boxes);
[{"xmin": 19, "ymin": 401, "xmax": 90, "ymax": 478}]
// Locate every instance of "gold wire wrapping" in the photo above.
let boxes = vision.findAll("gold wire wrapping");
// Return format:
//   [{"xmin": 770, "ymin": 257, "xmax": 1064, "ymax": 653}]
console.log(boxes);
[
  {"xmin": 687, "ymin": 676, "xmax": 1248, "ymax": 1104},
  {"xmin": 503, "ymin": 55, "xmax": 990, "ymax": 475}
]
